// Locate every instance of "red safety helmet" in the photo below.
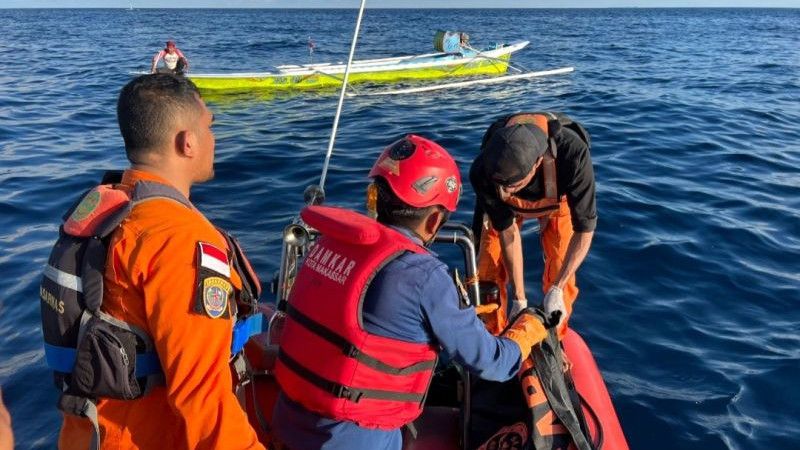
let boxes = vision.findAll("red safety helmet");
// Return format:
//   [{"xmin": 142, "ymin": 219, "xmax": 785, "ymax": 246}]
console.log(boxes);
[{"xmin": 368, "ymin": 134, "xmax": 461, "ymax": 212}]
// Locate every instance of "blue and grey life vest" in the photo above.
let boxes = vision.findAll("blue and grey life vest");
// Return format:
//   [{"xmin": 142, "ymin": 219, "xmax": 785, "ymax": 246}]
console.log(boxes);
[{"xmin": 39, "ymin": 171, "xmax": 263, "ymax": 446}]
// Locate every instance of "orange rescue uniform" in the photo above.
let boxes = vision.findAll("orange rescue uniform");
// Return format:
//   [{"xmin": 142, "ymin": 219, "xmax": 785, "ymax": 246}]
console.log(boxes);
[
  {"xmin": 59, "ymin": 170, "xmax": 263, "ymax": 450},
  {"xmin": 472, "ymin": 114, "xmax": 595, "ymax": 337},
  {"xmin": 477, "ymin": 199, "xmax": 578, "ymax": 337}
]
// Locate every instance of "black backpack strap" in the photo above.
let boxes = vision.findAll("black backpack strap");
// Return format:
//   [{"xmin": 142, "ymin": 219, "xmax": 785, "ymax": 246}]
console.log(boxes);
[
  {"xmin": 221, "ymin": 231, "xmax": 262, "ymax": 315},
  {"xmin": 530, "ymin": 330, "xmax": 597, "ymax": 450}
]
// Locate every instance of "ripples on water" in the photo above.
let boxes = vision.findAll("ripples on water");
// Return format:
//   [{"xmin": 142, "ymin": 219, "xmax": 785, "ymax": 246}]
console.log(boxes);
[{"xmin": 1, "ymin": 8, "xmax": 799, "ymax": 449}]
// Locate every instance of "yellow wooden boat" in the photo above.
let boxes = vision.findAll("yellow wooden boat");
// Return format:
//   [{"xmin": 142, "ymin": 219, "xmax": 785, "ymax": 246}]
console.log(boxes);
[{"xmin": 189, "ymin": 41, "xmax": 529, "ymax": 92}]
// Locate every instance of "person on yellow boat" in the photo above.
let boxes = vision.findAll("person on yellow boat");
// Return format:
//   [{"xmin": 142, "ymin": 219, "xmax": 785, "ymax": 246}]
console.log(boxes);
[
  {"xmin": 442, "ymin": 31, "xmax": 470, "ymax": 54},
  {"xmin": 48, "ymin": 74, "xmax": 263, "ymax": 450},
  {"xmin": 151, "ymin": 40, "xmax": 189, "ymax": 75},
  {"xmin": 470, "ymin": 113, "xmax": 596, "ymax": 336},
  {"xmin": 271, "ymin": 135, "xmax": 549, "ymax": 450}
]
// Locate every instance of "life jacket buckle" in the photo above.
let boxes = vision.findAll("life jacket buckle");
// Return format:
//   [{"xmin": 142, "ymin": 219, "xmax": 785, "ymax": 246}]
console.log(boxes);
[
  {"xmin": 332, "ymin": 385, "xmax": 363, "ymax": 403},
  {"xmin": 332, "ymin": 384, "xmax": 349, "ymax": 398},
  {"xmin": 345, "ymin": 344, "xmax": 360, "ymax": 358}
]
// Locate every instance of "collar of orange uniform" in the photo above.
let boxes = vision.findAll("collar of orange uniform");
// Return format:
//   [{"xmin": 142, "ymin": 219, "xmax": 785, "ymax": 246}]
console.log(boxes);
[
  {"xmin": 120, "ymin": 169, "xmax": 173, "ymax": 187},
  {"xmin": 120, "ymin": 169, "xmax": 193, "ymax": 206}
]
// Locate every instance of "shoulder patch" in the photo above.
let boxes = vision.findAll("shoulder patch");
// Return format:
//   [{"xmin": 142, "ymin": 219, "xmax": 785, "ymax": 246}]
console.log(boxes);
[
  {"xmin": 70, "ymin": 190, "xmax": 101, "ymax": 222},
  {"xmin": 202, "ymin": 276, "xmax": 232, "ymax": 319},
  {"xmin": 194, "ymin": 241, "xmax": 233, "ymax": 319},
  {"xmin": 198, "ymin": 242, "xmax": 230, "ymax": 277}
]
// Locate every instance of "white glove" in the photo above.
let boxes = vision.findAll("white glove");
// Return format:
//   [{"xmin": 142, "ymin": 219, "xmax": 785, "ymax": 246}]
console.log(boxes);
[
  {"xmin": 543, "ymin": 286, "xmax": 566, "ymax": 327},
  {"xmin": 509, "ymin": 298, "xmax": 528, "ymax": 319}
]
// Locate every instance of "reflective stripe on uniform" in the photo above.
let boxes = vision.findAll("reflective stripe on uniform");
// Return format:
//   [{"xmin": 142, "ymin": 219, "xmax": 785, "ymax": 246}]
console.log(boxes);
[{"xmin": 44, "ymin": 264, "xmax": 83, "ymax": 293}]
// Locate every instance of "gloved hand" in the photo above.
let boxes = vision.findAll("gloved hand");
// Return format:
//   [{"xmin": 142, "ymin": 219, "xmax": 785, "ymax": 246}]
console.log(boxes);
[
  {"xmin": 501, "ymin": 309, "xmax": 547, "ymax": 361},
  {"xmin": 509, "ymin": 298, "xmax": 528, "ymax": 319},
  {"xmin": 543, "ymin": 286, "xmax": 566, "ymax": 328},
  {"xmin": 474, "ymin": 303, "xmax": 502, "ymax": 336},
  {"xmin": 475, "ymin": 303, "xmax": 499, "ymax": 320}
]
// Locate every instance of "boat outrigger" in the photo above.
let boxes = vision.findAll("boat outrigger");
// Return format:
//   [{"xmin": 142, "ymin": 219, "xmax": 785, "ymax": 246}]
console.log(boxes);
[{"xmin": 189, "ymin": 40, "xmax": 542, "ymax": 93}]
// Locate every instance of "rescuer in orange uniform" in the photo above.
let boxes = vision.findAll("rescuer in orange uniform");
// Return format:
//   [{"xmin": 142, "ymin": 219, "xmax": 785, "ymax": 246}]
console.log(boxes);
[
  {"xmin": 56, "ymin": 74, "xmax": 264, "ymax": 449},
  {"xmin": 471, "ymin": 113, "xmax": 596, "ymax": 336}
]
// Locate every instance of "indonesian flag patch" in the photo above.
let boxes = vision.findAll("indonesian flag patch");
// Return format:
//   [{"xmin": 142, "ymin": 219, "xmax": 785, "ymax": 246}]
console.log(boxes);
[
  {"xmin": 194, "ymin": 242, "xmax": 233, "ymax": 319},
  {"xmin": 198, "ymin": 242, "xmax": 231, "ymax": 277}
]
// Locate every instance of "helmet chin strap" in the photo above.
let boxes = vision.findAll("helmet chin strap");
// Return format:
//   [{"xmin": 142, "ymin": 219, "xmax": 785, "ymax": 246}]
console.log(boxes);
[
  {"xmin": 421, "ymin": 210, "xmax": 451, "ymax": 247},
  {"xmin": 408, "ymin": 228, "xmax": 431, "ymax": 247}
]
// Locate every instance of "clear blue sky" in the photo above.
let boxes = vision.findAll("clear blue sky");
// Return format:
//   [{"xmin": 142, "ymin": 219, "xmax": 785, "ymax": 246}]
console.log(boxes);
[{"xmin": 3, "ymin": 0, "xmax": 799, "ymax": 7}]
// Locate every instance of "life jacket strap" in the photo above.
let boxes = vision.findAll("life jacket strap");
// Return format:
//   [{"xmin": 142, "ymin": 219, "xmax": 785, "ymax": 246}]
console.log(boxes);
[
  {"xmin": 222, "ymin": 231, "xmax": 262, "ymax": 314},
  {"xmin": 286, "ymin": 304, "xmax": 436, "ymax": 375},
  {"xmin": 277, "ymin": 351, "xmax": 426, "ymax": 403},
  {"xmin": 503, "ymin": 201, "xmax": 562, "ymax": 216},
  {"xmin": 58, "ymin": 394, "xmax": 101, "ymax": 450},
  {"xmin": 43, "ymin": 343, "xmax": 162, "ymax": 378},
  {"xmin": 529, "ymin": 330, "xmax": 597, "ymax": 450}
]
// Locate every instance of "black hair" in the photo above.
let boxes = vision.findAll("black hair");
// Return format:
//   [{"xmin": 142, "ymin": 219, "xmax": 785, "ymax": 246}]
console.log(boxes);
[
  {"xmin": 116, "ymin": 73, "xmax": 201, "ymax": 164},
  {"xmin": 373, "ymin": 178, "xmax": 446, "ymax": 230}
]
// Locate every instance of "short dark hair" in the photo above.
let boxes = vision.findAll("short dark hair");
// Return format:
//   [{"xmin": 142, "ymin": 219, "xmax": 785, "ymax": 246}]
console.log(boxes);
[
  {"xmin": 117, "ymin": 73, "xmax": 201, "ymax": 163},
  {"xmin": 374, "ymin": 178, "xmax": 445, "ymax": 229}
]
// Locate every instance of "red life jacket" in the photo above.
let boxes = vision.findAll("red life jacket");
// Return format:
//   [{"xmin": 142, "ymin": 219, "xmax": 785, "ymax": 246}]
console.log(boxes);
[
  {"xmin": 498, "ymin": 113, "xmax": 565, "ymax": 219},
  {"xmin": 274, "ymin": 205, "xmax": 439, "ymax": 430}
]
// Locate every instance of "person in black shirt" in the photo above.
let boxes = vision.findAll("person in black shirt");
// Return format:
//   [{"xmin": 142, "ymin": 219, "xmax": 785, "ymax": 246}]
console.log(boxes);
[{"xmin": 470, "ymin": 113, "xmax": 597, "ymax": 336}]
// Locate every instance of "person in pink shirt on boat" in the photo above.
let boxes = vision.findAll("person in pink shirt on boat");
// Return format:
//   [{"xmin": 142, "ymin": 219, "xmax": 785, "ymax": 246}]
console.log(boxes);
[{"xmin": 151, "ymin": 40, "xmax": 189, "ymax": 75}]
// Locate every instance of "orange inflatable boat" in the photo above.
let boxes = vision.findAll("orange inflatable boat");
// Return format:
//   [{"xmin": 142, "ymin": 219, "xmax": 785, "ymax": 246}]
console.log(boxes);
[{"xmin": 242, "ymin": 326, "xmax": 628, "ymax": 450}]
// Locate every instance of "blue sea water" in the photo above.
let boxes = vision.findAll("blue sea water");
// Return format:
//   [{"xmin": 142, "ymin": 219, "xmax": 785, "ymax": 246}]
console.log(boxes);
[{"xmin": 1, "ymin": 7, "xmax": 799, "ymax": 449}]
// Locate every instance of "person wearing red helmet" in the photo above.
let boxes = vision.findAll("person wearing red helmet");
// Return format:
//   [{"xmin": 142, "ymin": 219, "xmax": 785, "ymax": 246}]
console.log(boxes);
[
  {"xmin": 151, "ymin": 40, "xmax": 189, "ymax": 75},
  {"xmin": 271, "ymin": 135, "xmax": 549, "ymax": 450}
]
